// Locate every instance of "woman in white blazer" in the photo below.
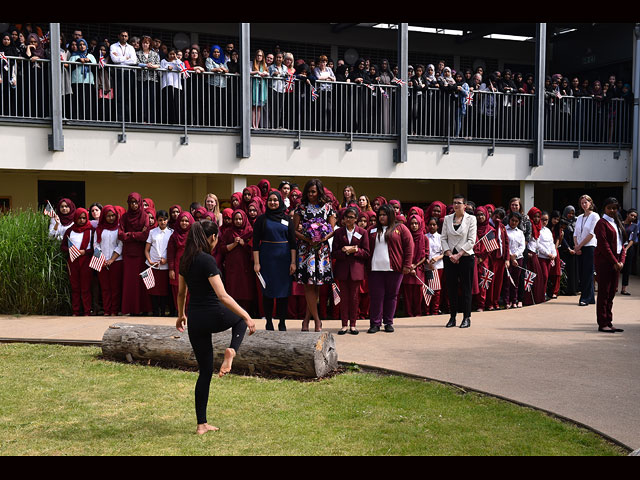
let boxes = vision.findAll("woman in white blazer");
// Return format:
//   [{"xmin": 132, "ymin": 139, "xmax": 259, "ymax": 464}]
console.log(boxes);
[{"xmin": 441, "ymin": 194, "xmax": 477, "ymax": 329}]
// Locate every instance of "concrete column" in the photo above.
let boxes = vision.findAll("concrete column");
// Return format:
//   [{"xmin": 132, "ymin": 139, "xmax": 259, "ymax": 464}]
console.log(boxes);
[
  {"xmin": 394, "ymin": 23, "xmax": 408, "ymax": 164},
  {"xmin": 192, "ymin": 175, "xmax": 208, "ymax": 204},
  {"xmin": 520, "ymin": 181, "xmax": 535, "ymax": 213},
  {"xmin": 48, "ymin": 23, "xmax": 64, "ymax": 152},
  {"xmin": 531, "ymin": 23, "xmax": 546, "ymax": 167},
  {"xmin": 632, "ymin": 25, "xmax": 640, "ymax": 210},
  {"xmin": 232, "ymin": 176, "xmax": 247, "ymax": 195},
  {"xmin": 237, "ymin": 23, "xmax": 251, "ymax": 158}
]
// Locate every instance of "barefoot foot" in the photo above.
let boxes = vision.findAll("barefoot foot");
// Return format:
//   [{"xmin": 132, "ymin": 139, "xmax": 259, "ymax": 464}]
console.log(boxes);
[
  {"xmin": 196, "ymin": 423, "xmax": 220, "ymax": 435},
  {"xmin": 219, "ymin": 348, "xmax": 236, "ymax": 377}
]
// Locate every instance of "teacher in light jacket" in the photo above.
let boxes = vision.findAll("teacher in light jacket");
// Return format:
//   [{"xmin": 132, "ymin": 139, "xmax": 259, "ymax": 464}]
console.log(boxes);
[{"xmin": 441, "ymin": 194, "xmax": 477, "ymax": 329}]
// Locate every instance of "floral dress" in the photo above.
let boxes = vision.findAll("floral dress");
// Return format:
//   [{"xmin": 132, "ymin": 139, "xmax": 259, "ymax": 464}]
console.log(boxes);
[{"xmin": 295, "ymin": 202, "xmax": 336, "ymax": 285}]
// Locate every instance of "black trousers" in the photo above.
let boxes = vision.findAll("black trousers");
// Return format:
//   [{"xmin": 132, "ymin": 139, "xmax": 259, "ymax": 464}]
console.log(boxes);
[
  {"xmin": 578, "ymin": 246, "xmax": 596, "ymax": 304},
  {"xmin": 263, "ymin": 296, "xmax": 288, "ymax": 322},
  {"xmin": 444, "ymin": 254, "xmax": 475, "ymax": 319},
  {"xmin": 187, "ymin": 306, "xmax": 247, "ymax": 424}
]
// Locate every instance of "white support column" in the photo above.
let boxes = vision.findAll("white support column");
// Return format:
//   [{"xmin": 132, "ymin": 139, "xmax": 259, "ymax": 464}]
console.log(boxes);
[
  {"xmin": 192, "ymin": 175, "xmax": 207, "ymax": 204},
  {"xmin": 232, "ymin": 176, "xmax": 247, "ymax": 195},
  {"xmin": 520, "ymin": 181, "xmax": 535, "ymax": 213}
]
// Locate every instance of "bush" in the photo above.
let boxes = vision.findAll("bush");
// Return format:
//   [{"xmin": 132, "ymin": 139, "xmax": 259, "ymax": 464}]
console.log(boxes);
[{"xmin": 0, "ymin": 209, "xmax": 71, "ymax": 315}]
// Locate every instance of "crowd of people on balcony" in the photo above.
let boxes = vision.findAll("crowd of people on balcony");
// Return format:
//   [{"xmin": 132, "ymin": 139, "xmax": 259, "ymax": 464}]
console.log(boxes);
[
  {"xmin": 0, "ymin": 23, "xmax": 634, "ymax": 142},
  {"xmin": 47, "ymin": 179, "xmax": 635, "ymax": 334}
]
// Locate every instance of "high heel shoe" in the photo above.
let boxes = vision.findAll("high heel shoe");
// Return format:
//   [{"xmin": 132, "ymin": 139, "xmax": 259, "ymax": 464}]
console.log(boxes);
[{"xmin": 301, "ymin": 319, "xmax": 310, "ymax": 332}]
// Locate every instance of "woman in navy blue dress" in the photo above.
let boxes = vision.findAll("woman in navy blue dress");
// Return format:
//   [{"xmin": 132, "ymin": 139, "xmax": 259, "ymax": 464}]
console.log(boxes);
[{"xmin": 253, "ymin": 191, "xmax": 297, "ymax": 331}]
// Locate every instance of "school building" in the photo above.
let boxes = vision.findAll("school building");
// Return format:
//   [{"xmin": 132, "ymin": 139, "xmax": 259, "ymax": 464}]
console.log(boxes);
[{"xmin": 1, "ymin": 22, "xmax": 638, "ymax": 214}]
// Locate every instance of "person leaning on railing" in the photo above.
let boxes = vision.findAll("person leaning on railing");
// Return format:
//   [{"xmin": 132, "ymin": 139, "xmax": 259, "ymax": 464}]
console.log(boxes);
[
  {"xmin": 205, "ymin": 45, "xmax": 228, "ymax": 127},
  {"xmin": 184, "ymin": 47, "xmax": 206, "ymax": 126},
  {"xmin": 69, "ymin": 39, "xmax": 96, "ymax": 121},
  {"xmin": 24, "ymin": 33, "xmax": 49, "ymax": 118},
  {"xmin": 136, "ymin": 35, "xmax": 160, "ymax": 124},
  {"xmin": 109, "ymin": 30, "xmax": 137, "ymax": 122}
]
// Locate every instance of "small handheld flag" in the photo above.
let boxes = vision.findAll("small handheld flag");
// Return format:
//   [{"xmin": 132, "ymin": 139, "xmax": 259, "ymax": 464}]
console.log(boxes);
[
  {"xmin": 331, "ymin": 283, "xmax": 341, "ymax": 305},
  {"xmin": 68, "ymin": 238, "xmax": 81, "ymax": 263},
  {"xmin": 44, "ymin": 200, "xmax": 56, "ymax": 218},
  {"xmin": 414, "ymin": 272, "xmax": 435, "ymax": 306},
  {"xmin": 178, "ymin": 62, "xmax": 190, "ymax": 79},
  {"xmin": 311, "ymin": 86, "xmax": 318, "ymax": 101},
  {"xmin": 523, "ymin": 269, "xmax": 536, "ymax": 292},
  {"xmin": 465, "ymin": 91, "xmax": 474, "ymax": 106},
  {"xmin": 89, "ymin": 248, "xmax": 106, "ymax": 272},
  {"xmin": 140, "ymin": 267, "xmax": 156, "ymax": 290},
  {"xmin": 392, "ymin": 78, "xmax": 406, "ymax": 87},
  {"xmin": 285, "ymin": 73, "xmax": 295, "ymax": 93},
  {"xmin": 98, "ymin": 51, "xmax": 105, "ymax": 68},
  {"xmin": 480, "ymin": 230, "xmax": 499, "ymax": 253},
  {"xmin": 426, "ymin": 268, "xmax": 441, "ymax": 291},
  {"xmin": 479, "ymin": 267, "xmax": 494, "ymax": 290}
]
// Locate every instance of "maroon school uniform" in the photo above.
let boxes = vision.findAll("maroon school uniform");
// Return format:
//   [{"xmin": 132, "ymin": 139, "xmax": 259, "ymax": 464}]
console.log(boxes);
[{"xmin": 61, "ymin": 208, "xmax": 94, "ymax": 315}]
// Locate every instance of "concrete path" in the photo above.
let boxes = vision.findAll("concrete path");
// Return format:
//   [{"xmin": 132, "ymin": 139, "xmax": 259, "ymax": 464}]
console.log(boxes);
[{"xmin": 1, "ymin": 278, "xmax": 639, "ymax": 450}]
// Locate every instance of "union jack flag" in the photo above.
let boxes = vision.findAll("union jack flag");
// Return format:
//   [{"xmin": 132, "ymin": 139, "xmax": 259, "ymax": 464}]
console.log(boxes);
[
  {"xmin": 0, "ymin": 52, "xmax": 8, "ymax": 71},
  {"xmin": 365, "ymin": 83, "xmax": 375, "ymax": 92},
  {"xmin": 98, "ymin": 51, "xmax": 105, "ymax": 68},
  {"xmin": 43, "ymin": 200, "xmax": 56, "ymax": 218},
  {"xmin": 555, "ymin": 89, "xmax": 562, "ymax": 99},
  {"xmin": 178, "ymin": 62, "xmax": 190, "ymax": 79},
  {"xmin": 479, "ymin": 267, "xmax": 494, "ymax": 290},
  {"xmin": 332, "ymin": 283, "xmax": 341, "ymax": 305},
  {"xmin": 392, "ymin": 78, "xmax": 406, "ymax": 86},
  {"xmin": 311, "ymin": 86, "xmax": 318, "ymax": 101},
  {"xmin": 523, "ymin": 269, "xmax": 537, "ymax": 292},
  {"xmin": 285, "ymin": 73, "xmax": 295, "ymax": 93},
  {"xmin": 379, "ymin": 87, "xmax": 389, "ymax": 98},
  {"xmin": 89, "ymin": 247, "xmax": 106, "ymax": 272},
  {"xmin": 67, "ymin": 238, "xmax": 82, "ymax": 263},
  {"xmin": 480, "ymin": 230, "xmax": 499, "ymax": 253},
  {"xmin": 140, "ymin": 267, "xmax": 156, "ymax": 290},
  {"xmin": 465, "ymin": 91, "xmax": 474, "ymax": 106}
]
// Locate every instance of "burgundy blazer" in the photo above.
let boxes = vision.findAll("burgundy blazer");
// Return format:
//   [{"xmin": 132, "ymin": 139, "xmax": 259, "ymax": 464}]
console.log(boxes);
[
  {"xmin": 367, "ymin": 223, "xmax": 414, "ymax": 273},
  {"xmin": 331, "ymin": 226, "xmax": 370, "ymax": 282},
  {"xmin": 594, "ymin": 218, "xmax": 626, "ymax": 270}
]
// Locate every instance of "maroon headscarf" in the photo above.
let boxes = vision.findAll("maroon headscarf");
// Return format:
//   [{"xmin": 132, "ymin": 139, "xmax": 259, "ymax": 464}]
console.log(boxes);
[
  {"xmin": 56, "ymin": 198, "xmax": 76, "ymax": 226},
  {"xmin": 475, "ymin": 206, "xmax": 492, "ymax": 238},
  {"xmin": 96, "ymin": 205, "xmax": 120, "ymax": 243},
  {"xmin": 223, "ymin": 209, "xmax": 253, "ymax": 243},
  {"xmin": 425, "ymin": 201, "xmax": 447, "ymax": 223},
  {"xmin": 70, "ymin": 208, "xmax": 93, "ymax": 235},
  {"xmin": 143, "ymin": 198, "xmax": 155, "ymax": 211},
  {"xmin": 114, "ymin": 205, "xmax": 126, "ymax": 219},
  {"xmin": 247, "ymin": 199, "xmax": 263, "ymax": 225},
  {"xmin": 230, "ymin": 192, "xmax": 243, "ymax": 210},
  {"xmin": 121, "ymin": 192, "xmax": 149, "ymax": 232},
  {"xmin": 193, "ymin": 206, "xmax": 208, "ymax": 221},
  {"xmin": 248, "ymin": 185, "xmax": 261, "ymax": 200},
  {"xmin": 172, "ymin": 211, "xmax": 195, "ymax": 250},
  {"xmin": 145, "ymin": 207, "xmax": 157, "ymax": 229},
  {"xmin": 168, "ymin": 204, "xmax": 183, "ymax": 230},
  {"xmin": 258, "ymin": 179, "xmax": 271, "ymax": 201},
  {"xmin": 528, "ymin": 207, "xmax": 542, "ymax": 240},
  {"xmin": 373, "ymin": 196, "xmax": 387, "ymax": 212},
  {"xmin": 408, "ymin": 213, "xmax": 426, "ymax": 235}
]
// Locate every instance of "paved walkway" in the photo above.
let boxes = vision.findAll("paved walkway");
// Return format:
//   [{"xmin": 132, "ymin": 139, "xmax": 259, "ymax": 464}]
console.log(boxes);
[{"xmin": 1, "ymin": 277, "xmax": 639, "ymax": 450}]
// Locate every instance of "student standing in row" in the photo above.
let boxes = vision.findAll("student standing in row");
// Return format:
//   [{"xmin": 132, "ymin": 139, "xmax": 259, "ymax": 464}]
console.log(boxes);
[
  {"xmin": 574, "ymin": 195, "xmax": 600, "ymax": 306},
  {"xmin": 94, "ymin": 205, "xmax": 123, "ymax": 316},
  {"xmin": 426, "ymin": 216, "xmax": 445, "ymax": 315},
  {"xmin": 61, "ymin": 208, "xmax": 94, "ymax": 316},
  {"xmin": 145, "ymin": 209, "xmax": 173, "ymax": 317},
  {"xmin": 168, "ymin": 211, "xmax": 194, "ymax": 309}
]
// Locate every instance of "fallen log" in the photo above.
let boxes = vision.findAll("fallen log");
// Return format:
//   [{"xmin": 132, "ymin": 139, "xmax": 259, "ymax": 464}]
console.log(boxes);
[{"xmin": 101, "ymin": 323, "xmax": 338, "ymax": 379}]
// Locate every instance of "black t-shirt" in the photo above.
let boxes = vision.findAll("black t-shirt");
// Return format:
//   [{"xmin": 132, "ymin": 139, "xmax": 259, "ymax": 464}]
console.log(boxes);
[{"xmin": 185, "ymin": 251, "xmax": 222, "ymax": 311}]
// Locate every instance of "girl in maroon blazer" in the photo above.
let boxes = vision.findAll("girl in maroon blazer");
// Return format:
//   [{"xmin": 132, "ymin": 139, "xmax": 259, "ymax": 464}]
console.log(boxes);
[
  {"xmin": 594, "ymin": 197, "xmax": 627, "ymax": 333},
  {"xmin": 401, "ymin": 214, "xmax": 428, "ymax": 317},
  {"xmin": 473, "ymin": 206, "xmax": 496, "ymax": 311},
  {"xmin": 487, "ymin": 208, "xmax": 509, "ymax": 311},
  {"xmin": 367, "ymin": 204, "xmax": 414, "ymax": 333},
  {"xmin": 332, "ymin": 207, "xmax": 370, "ymax": 335}
]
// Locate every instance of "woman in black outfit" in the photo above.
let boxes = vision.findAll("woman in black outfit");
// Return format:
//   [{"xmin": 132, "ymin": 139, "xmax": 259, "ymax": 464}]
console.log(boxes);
[{"xmin": 176, "ymin": 220, "xmax": 256, "ymax": 435}]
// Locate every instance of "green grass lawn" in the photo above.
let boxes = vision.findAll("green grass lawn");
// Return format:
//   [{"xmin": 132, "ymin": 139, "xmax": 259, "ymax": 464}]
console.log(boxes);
[{"xmin": 0, "ymin": 343, "xmax": 627, "ymax": 456}]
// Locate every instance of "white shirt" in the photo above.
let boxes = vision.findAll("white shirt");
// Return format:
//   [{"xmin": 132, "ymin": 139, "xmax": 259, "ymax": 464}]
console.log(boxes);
[
  {"xmin": 506, "ymin": 226, "xmax": 525, "ymax": 259},
  {"xmin": 110, "ymin": 42, "xmax": 137, "ymax": 65},
  {"xmin": 93, "ymin": 229, "xmax": 123, "ymax": 262},
  {"xmin": 371, "ymin": 227, "xmax": 392, "ymax": 271},
  {"xmin": 426, "ymin": 232, "xmax": 443, "ymax": 269},
  {"xmin": 160, "ymin": 59, "xmax": 183, "ymax": 89},
  {"xmin": 346, "ymin": 226, "xmax": 355, "ymax": 244},
  {"xmin": 146, "ymin": 226, "xmax": 173, "ymax": 270},
  {"xmin": 603, "ymin": 214, "xmax": 623, "ymax": 254},
  {"xmin": 67, "ymin": 230, "xmax": 87, "ymax": 250},
  {"xmin": 574, "ymin": 212, "xmax": 599, "ymax": 248},
  {"xmin": 49, "ymin": 217, "xmax": 72, "ymax": 240},
  {"xmin": 536, "ymin": 227, "xmax": 556, "ymax": 259}
]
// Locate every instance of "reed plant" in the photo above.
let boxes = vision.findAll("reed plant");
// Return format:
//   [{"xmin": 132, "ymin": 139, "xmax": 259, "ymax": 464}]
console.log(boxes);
[{"xmin": 0, "ymin": 209, "xmax": 71, "ymax": 315}]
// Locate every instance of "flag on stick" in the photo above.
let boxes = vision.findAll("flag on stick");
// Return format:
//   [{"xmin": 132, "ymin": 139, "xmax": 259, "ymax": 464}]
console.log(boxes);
[
  {"xmin": 415, "ymin": 272, "xmax": 435, "ymax": 306},
  {"xmin": 523, "ymin": 269, "xmax": 536, "ymax": 292},
  {"xmin": 479, "ymin": 267, "xmax": 494, "ymax": 290},
  {"xmin": 44, "ymin": 200, "xmax": 56, "ymax": 218},
  {"xmin": 311, "ymin": 86, "xmax": 318, "ymax": 101},
  {"xmin": 425, "ymin": 268, "xmax": 441, "ymax": 291},
  {"xmin": 140, "ymin": 267, "xmax": 156, "ymax": 290},
  {"xmin": 285, "ymin": 73, "xmax": 295, "ymax": 93},
  {"xmin": 67, "ymin": 238, "xmax": 81, "ymax": 263},
  {"xmin": 479, "ymin": 230, "xmax": 499, "ymax": 253},
  {"xmin": 89, "ymin": 247, "xmax": 106, "ymax": 272},
  {"xmin": 332, "ymin": 283, "xmax": 341, "ymax": 305}
]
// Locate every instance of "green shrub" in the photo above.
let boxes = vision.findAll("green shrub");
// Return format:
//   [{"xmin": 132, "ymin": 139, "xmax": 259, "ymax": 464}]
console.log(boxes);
[{"xmin": 0, "ymin": 209, "xmax": 71, "ymax": 315}]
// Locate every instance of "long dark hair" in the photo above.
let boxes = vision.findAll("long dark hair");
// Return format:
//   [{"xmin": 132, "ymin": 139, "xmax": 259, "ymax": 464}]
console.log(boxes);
[
  {"xmin": 179, "ymin": 220, "xmax": 219, "ymax": 277},
  {"xmin": 376, "ymin": 204, "xmax": 397, "ymax": 241},
  {"xmin": 301, "ymin": 178, "xmax": 330, "ymax": 206},
  {"xmin": 602, "ymin": 197, "xmax": 628, "ymax": 243}
]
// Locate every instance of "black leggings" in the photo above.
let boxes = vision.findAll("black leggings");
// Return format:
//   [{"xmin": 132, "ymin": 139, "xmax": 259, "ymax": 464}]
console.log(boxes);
[
  {"xmin": 187, "ymin": 306, "xmax": 247, "ymax": 424},
  {"xmin": 263, "ymin": 296, "xmax": 288, "ymax": 322},
  {"xmin": 444, "ymin": 254, "xmax": 475, "ymax": 318}
]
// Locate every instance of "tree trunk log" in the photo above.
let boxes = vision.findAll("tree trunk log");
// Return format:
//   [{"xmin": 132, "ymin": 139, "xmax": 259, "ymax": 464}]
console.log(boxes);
[{"xmin": 101, "ymin": 323, "xmax": 338, "ymax": 379}]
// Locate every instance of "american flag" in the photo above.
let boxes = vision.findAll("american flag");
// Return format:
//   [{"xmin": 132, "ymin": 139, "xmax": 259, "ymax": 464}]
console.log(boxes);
[
  {"xmin": 285, "ymin": 73, "xmax": 295, "ymax": 93},
  {"xmin": 480, "ymin": 230, "xmax": 499, "ymax": 253},
  {"xmin": 89, "ymin": 247, "xmax": 106, "ymax": 272},
  {"xmin": 140, "ymin": 267, "xmax": 156, "ymax": 290},
  {"xmin": 332, "ymin": 283, "xmax": 341, "ymax": 305},
  {"xmin": 43, "ymin": 200, "xmax": 56, "ymax": 218},
  {"xmin": 98, "ymin": 51, "xmax": 105, "ymax": 68},
  {"xmin": 465, "ymin": 91, "xmax": 474, "ymax": 106},
  {"xmin": 426, "ymin": 269, "xmax": 441, "ymax": 291},
  {"xmin": 311, "ymin": 86, "xmax": 318, "ymax": 101},
  {"xmin": 523, "ymin": 269, "xmax": 537, "ymax": 292},
  {"xmin": 421, "ymin": 283, "xmax": 435, "ymax": 306},
  {"xmin": 67, "ymin": 238, "xmax": 82, "ymax": 263},
  {"xmin": 479, "ymin": 267, "xmax": 494, "ymax": 290},
  {"xmin": 178, "ymin": 62, "xmax": 190, "ymax": 79}
]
